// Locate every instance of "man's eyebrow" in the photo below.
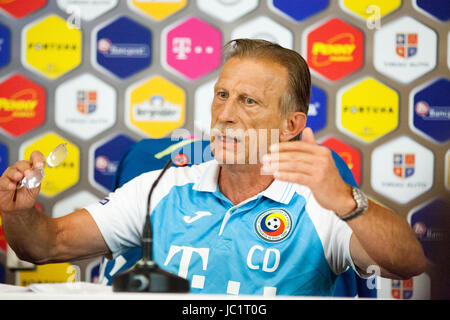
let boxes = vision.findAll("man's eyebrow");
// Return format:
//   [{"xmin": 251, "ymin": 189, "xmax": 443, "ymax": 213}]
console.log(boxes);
[
  {"xmin": 214, "ymin": 82, "xmax": 265, "ymax": 102},
  {"xmin": 240, "ymin": 88, "xmax": 264, "ymax": 101}
]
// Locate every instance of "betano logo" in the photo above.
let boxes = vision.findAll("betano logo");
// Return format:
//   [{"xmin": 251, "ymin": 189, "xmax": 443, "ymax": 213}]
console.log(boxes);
[
  {"xmin": 0, "ymin": 89, "xmax": 38, "ymax": 122},
  {"xmin": 311, "ymin": 33, "xmax": 356, "ymax": 67}
]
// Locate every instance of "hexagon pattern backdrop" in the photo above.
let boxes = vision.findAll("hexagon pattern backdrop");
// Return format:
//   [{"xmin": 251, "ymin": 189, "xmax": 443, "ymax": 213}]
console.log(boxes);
[{"xmin": 0, "ymin": 0, "xmax": 449, "ymax": 298}]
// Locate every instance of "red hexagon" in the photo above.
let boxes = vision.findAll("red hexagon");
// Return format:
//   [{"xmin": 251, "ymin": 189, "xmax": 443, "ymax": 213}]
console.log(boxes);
[
  {"xmin": 0, "ymin": 74, "xmax": 46, "ymax": 137},
  {"xmin": 0, "ymin": 0, "xmax": 47, "ymax": 19},
  {"xmin": 305, "ymin": 18, "xmax": 364, "ymax": 81},
  {"xmin": 0, "ymin": 213, "xmax": 5, "ymax": 252},
  {"xmin": 163, "ymin": 17, "xmax": 222, "ymax": 80},
  {"xmin": 321, "ymin": 136, "xmax": 361, "ymax": 185}
]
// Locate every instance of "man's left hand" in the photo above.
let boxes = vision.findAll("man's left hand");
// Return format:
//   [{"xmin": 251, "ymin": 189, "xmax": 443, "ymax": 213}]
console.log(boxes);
[{"xmin": 262, "ymin": 127, "xmax": 356, "ymax": 217}]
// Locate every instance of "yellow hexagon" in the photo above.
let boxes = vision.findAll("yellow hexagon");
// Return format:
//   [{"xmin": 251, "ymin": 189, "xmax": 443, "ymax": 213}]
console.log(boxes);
[
  {"xmin": 20, "ymin": 132, "xmax": 80, "ymax": 197},
  {"xmin": 337, "ymin": 77, "xmax": 399, "ymax": 143},
  {"xmin": 340, "ymin": 0, "xmax": 402, "ymax": 22},
  {"xmin": 17, "ymin": 263, "xmax": 78, "ymax": 287},
  {"xmin": 22, "ymin": 14, "xmax": 82, "ymax": 79},
  {"xmin": 128, "ymin": 0, "xmax": 187, "ymax": 21},
  {"xmin": 126, "ymin": 76, "xmax": 185, "ymax": 138}
]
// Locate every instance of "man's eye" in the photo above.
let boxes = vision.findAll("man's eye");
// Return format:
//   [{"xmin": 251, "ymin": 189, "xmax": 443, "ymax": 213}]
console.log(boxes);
[
  {"xmin": 217, "ymin": 91, "xmax": 228, "ymax": 99},
  {"xmin": 245, "ymin": 97, "xmax": 256, "ymax": 105}
]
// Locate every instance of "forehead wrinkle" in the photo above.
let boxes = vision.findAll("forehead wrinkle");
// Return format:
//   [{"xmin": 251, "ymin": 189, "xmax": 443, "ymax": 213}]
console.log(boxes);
[
  {"xmin": 216, "ymin": 78, "xmax": 265, "ymax": 100},
  {"xmin": 216, "ymin": 68, "xmax": 285, "ymax": 105}
]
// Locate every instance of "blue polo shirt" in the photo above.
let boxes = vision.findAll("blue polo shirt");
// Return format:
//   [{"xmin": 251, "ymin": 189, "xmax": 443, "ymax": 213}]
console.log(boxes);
[{"xmin": 86, "ymin": 159, "xmax": 360, "ymax": 296}]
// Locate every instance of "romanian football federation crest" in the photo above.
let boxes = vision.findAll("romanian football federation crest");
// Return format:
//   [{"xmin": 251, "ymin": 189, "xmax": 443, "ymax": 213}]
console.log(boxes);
[
  {"xmin": 77, "ymin": 90, "xmax": 97, "ymax": 114},
  {"xmin": 395, "ymin": 33, "xmax": 418, "ymax": 58},
  {"xmin": 393, "ymin": 153, "xmax": 415, "ymax": 178},
  {"xmin": 255, "ymin": 209, "xmax": 292, "ymax": 242}
]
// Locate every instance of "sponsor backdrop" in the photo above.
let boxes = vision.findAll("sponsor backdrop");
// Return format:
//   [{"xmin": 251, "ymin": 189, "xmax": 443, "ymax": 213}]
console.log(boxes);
[{"xmin": 0, "ymin": 0, "xmax": 448, "ymax": 299}]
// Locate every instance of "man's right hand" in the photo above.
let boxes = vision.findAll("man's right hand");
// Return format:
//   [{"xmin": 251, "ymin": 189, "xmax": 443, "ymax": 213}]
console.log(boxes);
[{"xmin": 0, "ymin": 151, "xmax": 46, "ymax": 213}]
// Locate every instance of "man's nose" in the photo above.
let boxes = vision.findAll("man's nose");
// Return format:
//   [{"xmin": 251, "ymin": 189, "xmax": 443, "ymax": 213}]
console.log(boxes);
[{"xmin": 217, "ymin": 98, "xmax": 238, "ymax": 124}]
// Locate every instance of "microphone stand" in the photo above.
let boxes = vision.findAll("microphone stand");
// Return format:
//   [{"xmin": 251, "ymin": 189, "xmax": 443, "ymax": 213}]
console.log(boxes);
[{"xmin": 113, "ymin": 158, "xmax": 190, "ymax": 293}]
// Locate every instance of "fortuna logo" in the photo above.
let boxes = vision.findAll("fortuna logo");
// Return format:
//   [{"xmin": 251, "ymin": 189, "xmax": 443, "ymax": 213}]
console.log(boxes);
[{"xmin": 255, "ymin": 209, "xmax": 292, "ymax": 242}]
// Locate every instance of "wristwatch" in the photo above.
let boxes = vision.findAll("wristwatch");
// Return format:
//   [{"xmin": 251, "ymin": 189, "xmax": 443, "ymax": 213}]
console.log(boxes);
[{"xmin": 340, "ymin": 187, "xmax": 369, "ymax": 222}]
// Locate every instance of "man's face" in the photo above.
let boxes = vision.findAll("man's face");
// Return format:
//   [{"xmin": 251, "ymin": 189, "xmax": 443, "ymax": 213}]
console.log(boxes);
[{"xmin": 210, "ymin": 57, "xmax": 288, "ymax": 165}]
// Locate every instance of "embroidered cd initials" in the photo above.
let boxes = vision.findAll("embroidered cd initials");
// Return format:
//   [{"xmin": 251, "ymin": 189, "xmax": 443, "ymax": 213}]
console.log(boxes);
[{"xmin": 255, "ymin": 209, "xmax": 292, "ymax": 242}]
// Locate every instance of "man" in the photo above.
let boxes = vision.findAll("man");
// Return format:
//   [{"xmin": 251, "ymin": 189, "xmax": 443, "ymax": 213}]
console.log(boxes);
[{"xmin": 0, "ymin": 39, "xmax": 425, "ymax": 296}]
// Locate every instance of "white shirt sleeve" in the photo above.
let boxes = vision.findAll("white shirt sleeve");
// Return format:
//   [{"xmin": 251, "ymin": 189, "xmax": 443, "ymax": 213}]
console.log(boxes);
[
  {"xmin": 84, "ymin": 170, "xmax": 161, "ymax": 259},
  {"xmin": 303, "ymin": 188, "xmax": 368, "ymax": 277}
]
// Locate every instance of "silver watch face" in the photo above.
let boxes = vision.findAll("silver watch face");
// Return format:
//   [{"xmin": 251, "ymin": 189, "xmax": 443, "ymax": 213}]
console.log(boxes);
[{"xmin": 353, "ymin": 187, "xmax": 368, "ymax": 211}]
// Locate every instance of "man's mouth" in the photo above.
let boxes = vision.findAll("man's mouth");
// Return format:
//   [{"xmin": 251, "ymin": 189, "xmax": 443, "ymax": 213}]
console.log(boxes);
[{"xmin": 217, "ymin": 135, "xmax": 241, "ymax": 144}]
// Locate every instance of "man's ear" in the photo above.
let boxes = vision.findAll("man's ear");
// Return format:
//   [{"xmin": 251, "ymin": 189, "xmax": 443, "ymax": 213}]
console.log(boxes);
[{"xmin": 280, "ymin": 112, "xmax": 307, "ymax": 142}]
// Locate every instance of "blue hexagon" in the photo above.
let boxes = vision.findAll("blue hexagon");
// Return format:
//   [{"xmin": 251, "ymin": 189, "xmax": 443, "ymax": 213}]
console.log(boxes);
[
  {"xmin": 94, "ymin": 16, "xmax": 152, "ymax": 79},
  {"xmin": 307, "ymin": 84, "xmax": 327, "ymax": 133},
  {"xmin": 408, "ymin": 198, "xmax": 450, "ymax": 265},
  {"xmin": 415, "ymin": 0, "xmax": 449, "ymax": 22},
  {"xmin": 90, "ymin": 134, "xmax": 137, "ymax": 192},
  {"xmin": 0, "ymin": 263, "xmax": 4, "ymax": 283},
  {"xmin": 0, "ymin": 23, "xmax": 10, "ymax": 69},
  {"xmin": 270, "ymin": 0, "xmax": 329, "ymax": 22},
  {"xmin": 0, "ymin": 143, "xmax": 7, "ymax": 176},
  {"xmin": 410, "ymin": 78, "xmax": 450, "ymax": 144}
]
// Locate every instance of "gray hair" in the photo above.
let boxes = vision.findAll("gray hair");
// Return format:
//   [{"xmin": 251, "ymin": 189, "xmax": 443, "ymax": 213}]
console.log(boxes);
[{"xmin": 223, "ymin": 39, "xmax": 311, "ymax": 118}]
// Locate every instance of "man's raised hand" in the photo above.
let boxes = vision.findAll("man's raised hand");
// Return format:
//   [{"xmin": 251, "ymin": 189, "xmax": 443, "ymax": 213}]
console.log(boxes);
[
  {"xmin": 0, "ymin": 151, "xmax": 45, "ymax": 213},
  {"xmin": 262, "ymin": 127, "xmax": 356, "ymax": 216}
]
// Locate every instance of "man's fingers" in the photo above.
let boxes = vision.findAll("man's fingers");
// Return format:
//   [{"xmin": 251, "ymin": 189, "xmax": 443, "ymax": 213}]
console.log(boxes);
[
  {"xmin": 273, "ymin": 171, "xmax": 311, "ymax": 185},
  {"xmin": 0, "ymin": 151, "xmax": 43, "ymax": 187},
  {"xmin": 270, "ymin": 140, "xmax": 317, "ymax": 153},
  {"xmin": 13, "ymin": 160, "xmax": 32, "ymax": 173},
  {"xmin": 0, "ymin": 176, "xmax": 17, "ymax": 190},
  {"xmin": 30, "ymin": 151, "xmax": 45, "ymax": 168},
  {"xmin": 301, "ymin": 127, "xmax": 316, "ymax": 144},
  {"xmin": 0, "ymin": 169, "xmax": 19, "ymax": 189},
  {"xmin": 263, "ymin": 151, "xmax": 316, "ymax": 165},
  {"xmin": 262, "ymin": 160, "xmax": 315, "ymax": 176},
  {"xmin": 4, "ymin": 166, "xmax": 25, "ymax": 182}
]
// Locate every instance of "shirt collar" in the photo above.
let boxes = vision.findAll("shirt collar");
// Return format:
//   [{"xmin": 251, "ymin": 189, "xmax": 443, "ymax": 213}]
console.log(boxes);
[
  {"xmin": 193, "ymin": 160, "xmax": 297, "ymax": 204},
  {"xmin": 260, "ymin": 179, "xmax": 297, "ymax": 204},
  {"xmin": 192, "ymin": 160, "xmax": 220, "ymax": 192}
]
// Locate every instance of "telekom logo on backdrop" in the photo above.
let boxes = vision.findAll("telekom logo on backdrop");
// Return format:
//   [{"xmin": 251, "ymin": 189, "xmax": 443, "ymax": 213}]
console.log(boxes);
[{"xmin": 164, "ymin": 17, "xmax": 222, "ymax": 80}]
